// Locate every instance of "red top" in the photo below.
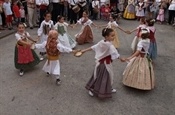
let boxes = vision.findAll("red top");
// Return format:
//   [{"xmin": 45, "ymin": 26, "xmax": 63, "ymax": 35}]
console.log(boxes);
[
  {"xmin": 99, "ymin": 55, "xmax": 112, "ymax": 64},
  {"xmin": 149, "ymin": 30, "xmax": 156, "ymax": 42},
  {"xmin": 13, "ymin": 5, "xmax": 20, "ymax": 18}
]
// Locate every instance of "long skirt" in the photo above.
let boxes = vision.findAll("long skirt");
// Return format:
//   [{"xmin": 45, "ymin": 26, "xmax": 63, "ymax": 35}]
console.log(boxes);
[
  {"xmin": 14, "ymin": 46, "xmax": 40, "ymax": 70},
  {"xmin": 75, "ymin": 25, "xmax": 93, "ymax": 45},
  {"xmin": 148, "ymin": 41, "xmax": 157, "ymax": 60},
  {"xmin": 42, "ymin": 60, "xmax": 60, "ymax": 75},
  {"xmin": 123, "ymin": 56, "xmax": 155, "ymax": 90},
  {"xmin": 58, "ymin": 33, "xmax": 77, "ymax": 49},
  {"xmin": 86, "ymin": 62, "xmax": 114, "ymax": 99},
  {"xmin": 123, "ymin": 4, "xmax": 136, "ymax": 19},
  {"xmin": 111, "ymin": 28, "xmax": 120, "ymax": 48}
]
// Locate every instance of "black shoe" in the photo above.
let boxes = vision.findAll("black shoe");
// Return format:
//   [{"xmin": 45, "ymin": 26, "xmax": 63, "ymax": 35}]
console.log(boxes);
[
  {"xmin": 30, "ymin": 27, "xmax": 33, "ymax": 29},
  {"xmin": 56, "ymin": 79, "xmax": 61, "ymax": 85}
]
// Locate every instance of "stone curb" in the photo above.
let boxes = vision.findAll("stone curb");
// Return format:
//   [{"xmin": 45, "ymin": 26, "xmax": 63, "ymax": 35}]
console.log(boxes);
[{"xmin": 0, "ymin": 30, "xmax": 16, "ymax": 39}]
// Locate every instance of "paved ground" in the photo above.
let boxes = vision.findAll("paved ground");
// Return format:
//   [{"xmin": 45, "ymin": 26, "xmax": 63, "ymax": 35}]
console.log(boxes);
[{"xmin": 0, "ymin": 19, "xmax": 175, "ymax": 115}]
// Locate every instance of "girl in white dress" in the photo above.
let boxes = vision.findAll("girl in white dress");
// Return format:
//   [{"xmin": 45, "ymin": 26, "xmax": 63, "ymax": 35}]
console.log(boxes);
[
  {"xmin": 54, "ymin": 15, "xmax": 77, "ymax": 49},
  {"xmin": 74, "ymin": 11, "xmax": 98, "ymax": 45},
  {"xmin": 136, "ymin": 0, "xmax": 145, "ymax": 21},
  {"xmin": 37, "ymin": 12, "xmax": 54, "ymax": 60},
  {"xmin": 35, "ymin": 30, "xmax": 76, "ymax": 85}
]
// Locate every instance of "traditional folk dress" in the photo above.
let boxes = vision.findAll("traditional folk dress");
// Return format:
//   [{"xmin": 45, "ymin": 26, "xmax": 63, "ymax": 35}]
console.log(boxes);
[
  {"xmin": 107, "ymin": 21, "xmax": 120, "ymax": 48},
  {"xmin": 123, "ymin": 39, "xmax": 155, "ymax": 90},
  {"xmin": 136, "ymin": 2, "xmax": 145, "ymax": 18},
  {"xmin": 35, "ymin": 40, "xmax": 72, "ymax": 76},
  {"xmin": 85, "ymin": 40, "xmax": 120, "ymax": 99},
  {"xmin": 123, "ymin": 0, "xmax": 136, "ymax": 19},
  {"xmin": 147, "ymin": 26, "xmax": 157, "ymax": 60},
  {"xmin": 37, "ymin": 20, "xmax": 54, "ymax": 53},
  {"xmin": 14, "ymin": 32, "xmax": 40, "ymax": 70},
  {"xmin": 54, "ymin": 22, "xmax": 77, "ymax": 49},
  {"xmin": 131, "ymin": 24, "xmax": 147, "ymax": 52},
  {"xmin": 75, "ymin": 17, "xmax": 93, "ymax": 45}
]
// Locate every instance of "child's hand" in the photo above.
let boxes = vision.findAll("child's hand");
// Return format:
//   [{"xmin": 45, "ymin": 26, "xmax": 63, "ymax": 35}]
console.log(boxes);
[
  {"xmin": 125, "ymin": 30, "xmax": 131, "ymax": 34},
  {"xmin": 120, "ymin": 58, "xmax": 126, "ymax": 62}
]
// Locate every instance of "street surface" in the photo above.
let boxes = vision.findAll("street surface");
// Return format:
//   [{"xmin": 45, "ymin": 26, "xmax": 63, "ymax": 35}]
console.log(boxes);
[{"xmin": 0, "ymin": 19, "xmax": 175, "ymax": 115}]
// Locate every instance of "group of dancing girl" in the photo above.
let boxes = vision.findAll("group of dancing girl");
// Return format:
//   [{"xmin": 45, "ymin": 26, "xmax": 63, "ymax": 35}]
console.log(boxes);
[{"xmin": 14, "ymin": 10, "xmax": 157, "ymax": 99}]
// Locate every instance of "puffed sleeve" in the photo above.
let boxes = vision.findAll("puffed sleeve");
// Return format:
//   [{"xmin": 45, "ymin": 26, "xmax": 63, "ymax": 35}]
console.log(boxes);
[
  {"xmin": 35, "ymin": 41, "xmax": 47, "ymax": 49},
  {"xmin": 37, "ymin": 21, "xmax": 44, "ymax": 36},
  {"xmin": 91, "ymin": 42, "xmax": 99, "ymax": 51},
  {"xmin": 137, "ymin": 41, "xmax": 143, "ymax": 51},
  {"xmin": 57, "ymin": 43, "xmax": 72, "ymax": 53},
  {"xmin": 15, "ymin": 33, "xmax": 21, "ymax": 41},
  {"xmin": 113, "ymin": 21, "xmax": 119, "ymax": 27},
  {"xmin": 26, "ymin": 32, "xmax": 31, "ymax": 38},
  {"xmin": 64, "ymin": 22, "xmax": 69, "ymax": 27},
  {"xmin": 77, "ymin": 18, "xmax": 82, "ymax": 24},
  {"xmin": 110, "ymin": 45, "xmax": 120, "ymax": 60},
  {"xmin": 54, "ymin": 23, "xmax": 58, "ymax": 30}
]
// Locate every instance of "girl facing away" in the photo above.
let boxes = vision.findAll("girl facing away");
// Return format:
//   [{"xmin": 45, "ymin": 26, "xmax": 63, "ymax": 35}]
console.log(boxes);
[
  {"xmin": 14, "ymin": 23, "xmax": 40, "ymax": 76},
  {"xmin": 35, "ymin": 30, "xmax": 77, "ymax": 85},
  {"xmin": 80, "ymin": 28, "xmax": 123, "ymax": 99},
  {"xmin": 73, "ymin": 11, "xmax": 98, "ymax": 45},
  {"xmin": 37, "ymin": 12, "xmax": 54, "ymax": 61},
  {"xmin": 122, "ymin": 28, "xmax": 155, "ymax": 90},
  {"xmin": 146, "ymin": 18, "xmax": 157, "ymax": 61},
  {"xmin": 54, "ymin": 15, "xmax": 77, "ymax": 49}
]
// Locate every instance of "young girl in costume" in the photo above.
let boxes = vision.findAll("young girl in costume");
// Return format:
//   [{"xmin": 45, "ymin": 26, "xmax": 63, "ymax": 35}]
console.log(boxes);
[
  {"xmin": 156, "ymin": 5, "xmax": 165, "ymax": 24},
  {"xmin": 128, "ymin": 18, "xmax": 146, "ymax": 52},
  {"xmin": 122, "ymin": 28, "xmax": 155, "ymax": 90},
  {"xmin": 35, "ymin": 30, "xmax": 77, "ymax": 85},
  {"xmin": 54, "ymin": 15, "xmax": 77, "ymax": 49},
  {"xmin": 100, "ymin": 15, "xmax": 128, "ymax": 49},
  {"xmin": 81, "ymin": 28, "xmax": 122, "ymax": 99},
  {"xmin": 74, "ymin": 11, "xmax": 98, "ymax": 45},
  {"xmin": 37, "ymin": 12, "xmax": 54, "ymax": 61},
  {"xmin": 146, "ymin": 19, "xmax": 157, "ymax": 60},
  {"xmin": 136, "ymin": 0, "xmax": 145, "ymax": 21},
  {"xmin": 15, "ymin": 23, "xmax": 40, "ymax": 76}
]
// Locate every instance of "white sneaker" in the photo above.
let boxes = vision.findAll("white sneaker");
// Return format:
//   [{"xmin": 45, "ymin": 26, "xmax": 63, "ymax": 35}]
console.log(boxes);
[
  {"xmin": 88, "ymin": 90, "xmax": 94, "ymax": 97},
  {"xmin": 40, "ymin": 57, "xmax": 44, "ymax": 61},
  {"xmin": 111, "ymin": 89, "xmax": 117, "ymax": 93},
  {"xmin": 19, "ymin": 71, "xmax": 24, "ymax": 76}
]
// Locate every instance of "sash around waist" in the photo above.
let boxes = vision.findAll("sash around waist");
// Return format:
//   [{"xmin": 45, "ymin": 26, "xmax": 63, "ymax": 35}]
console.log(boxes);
[{"xmin": 47, "ymin": 55, "xmax": 59, "ymax": 60}]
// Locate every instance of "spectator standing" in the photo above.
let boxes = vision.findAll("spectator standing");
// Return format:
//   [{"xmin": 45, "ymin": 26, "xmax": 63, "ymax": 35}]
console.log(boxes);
[
  {"xmin": 19, "ymin": 5, "xmax": 25, "ymax": 23},
  {"xmin": 168, "ymin": 0, "xmax": 175, "ymax": 25},
  {"xmin": 36, "ymin": 0, "xmax": 49, "ymax": 26},
  {"xmin": 12, "ymin": 0, "xmax": 20, "ymax": 24},
  {"xmin": 92, "ymin": 0, "xmax": 100, "ymax": 20},
  {"xmin": 3, "ymin": 0, "xmax": 13, "ymax": 30},
  {"xmin": 27, "ymin": 0, "xmax": 37, "ymax": 29}
]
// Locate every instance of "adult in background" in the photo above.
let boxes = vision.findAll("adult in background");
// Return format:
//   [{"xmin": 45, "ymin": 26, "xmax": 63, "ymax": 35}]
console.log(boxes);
[
  {"xmin": 0, "ymin": 0, "xmax": 5, "ymax": 28},
  {"xmin": 36, "ymin": 0, "xmax": 49, "ymax": 26},
  {"xmin": 92, "ymin": 0, "xmax": 100, "ymax": 20},
  {"xmin": 68, "ymin": 0, "xmax": 79, "ymax": 24},
  {"xmin": 78, "ymin": 0, "xmax": 87, "ymax": 19},
  {"xmin": 27, "ymin": 0, "xmax": 37, "ymax": 29},
  {"xmin": 51, "ymin": 0, "xmax": 60, "ymax": 24},
  {"xmin": 168, "ymin": 0, "xmax": 175, "ymax": 25},
  {"xmin": 123, "ymin": 0, "xmax": 136, "ymax": 19}
]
